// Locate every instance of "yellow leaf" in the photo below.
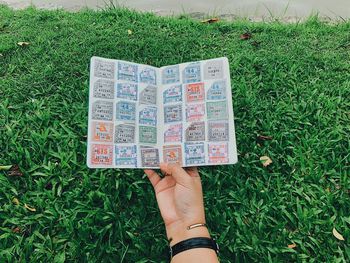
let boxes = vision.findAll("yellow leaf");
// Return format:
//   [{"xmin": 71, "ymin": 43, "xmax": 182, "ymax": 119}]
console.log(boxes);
[
  {"xmin": 201, "ymin": 17, "xmax": 219, "ymax": 23},
  {"xmin": 24, "ymin": 203, "xmax": 36, "ymax": 212},
  {"xmin": 12, "ymin": 197, "xmax": 20, "ymax": 205},
  {"xmin": 288, "ymin": 243, "xmax": 297, "ymax": 249},
  {"xmin": 127, "ymin": 29, "xmax": 133, "ymax": 35},
  {"xmin": 333, "ymin": 228, "xmax": 345, "ymax": 241},
  {"xmin": 17, "ymin": 42, "xmax": 30, "ymax": 47},
  {"xmin": 260, "ymin": 156, "xmax": 272, "ymax": 167}
]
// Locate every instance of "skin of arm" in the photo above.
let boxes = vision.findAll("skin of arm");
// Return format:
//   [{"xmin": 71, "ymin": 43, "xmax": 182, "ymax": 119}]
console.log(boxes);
[{"xmin": 144, "ymin": 163, "xmax": 219, "ymax": 263}]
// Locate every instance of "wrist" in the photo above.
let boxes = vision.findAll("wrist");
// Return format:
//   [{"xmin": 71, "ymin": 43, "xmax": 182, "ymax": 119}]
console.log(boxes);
[{"xmin": 166, "ymin": 221, "xmax": 210, "ymax": 246}]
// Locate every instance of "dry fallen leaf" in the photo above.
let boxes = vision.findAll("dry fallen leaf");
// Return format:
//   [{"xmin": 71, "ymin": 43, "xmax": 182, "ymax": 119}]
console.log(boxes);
[
  {"xmin": 260, "ymin": 156, "xmax": 273, "ymax": 167},
  {"xmin": 12, "ymin": 227, "xmax": 21, "ymax": 233},
  {"xmin": 288, "ymin": 243, "xmax": 297, "ymax": 249},
  {"xmin": 201, "ymin": 17, "xmax": 219, "ymax": 24},
  {"xmin": 240, "ymin": 33, "xmax": 252, "ymax": 40},
  {"xmin": 24, "ymin": 203, "xmax": 36, "ymax": 212},
  {"xmin": 7, "ymin": 165, "xmax": 23, "ymax": 177},
  {"xmin": 127, "ymin": 29, "xmax": 133, "ymax": 35},
  {"xmin": 333, "ymin": 228, "xmax": 345, "ymax": 241},
  {"xmin": 17, "ymin": 42, "xmax": 30, "ymax": 47},
  {"xmin": 257, "ymin": 134, "xmax": 273, "ymax": 141},
  {"xmin": 12, "ymin": 197, "xmax": 20, "ymax": 205}
]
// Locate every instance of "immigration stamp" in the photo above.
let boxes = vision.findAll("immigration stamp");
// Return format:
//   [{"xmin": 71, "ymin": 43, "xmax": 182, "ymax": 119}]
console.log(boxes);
[
  {"xmin": 116, "ymin": 101, "xmax": 136, "ymax": 121},
  {"xmin": 164, "ymin": 104, "xmax": 183, "ymax": 123},
  {"xmin": 183, "ymin": 63, "xmax": 201, "ymax": 83},
  {"xmin": 185, "ymin": 142, "xmax": 205, "ymax": 165},
  {"xmin": 140, "ymin": 85, "xmax": 157, "ymax": 105},
  {"xmin": 185, "ymin": 122, "xmax": 205, "ymax": 141},
  {"xmin": 186, "ymin": 103, "xmax": 205, "ymax": 122},
  {"xmin": 163, "ymin": 84, "xmax": 182, "ymax": 104},
  {"xmin": 207, "ymin": 80, "xmax": 227, "ymax": 100},
  {"xmin": 92, "ymin": 100, "xmax": 113, "ymax": 121},
  {"xmin": 139, "ymin": 126, "xmax": 157, "ymax": 144},
  {"xmin": 115, "ymin": 145, "xmax": 137, "ymax": 167},
  {"xmin": 186, "ymin": 83, "xmax": 205, "ymax": 102},
  {"xmin": 204, "ymin": 60, "xmax": 224, "ymax": 80},
  {"xmin": 115, "ymin": 124, "xmax": 135, "ymax": 143},
  {"xmin": 163, "ymin": 145, "xmax": 182, "ymax": 165},
  {"xmin": 162, "ymin": 65, "xmax": 180, "ymax": 84},
  {"xmin": 140, "ymin": 67, "xmax": 157, "ymax": 85},
  {"xmin": 93, "ymin": 79, "xmax": 114, "ymax": 99},
  {"xmin": 141, "ymin": 147, "xmax": 160, "ymax": 167},
  {"xmin": 94, "ymin": 59, "xmax": 115, "ymax": 79},
  {"xmin": 91, "ymin": 144, "xmax": 113, "ymax": 165},
  {"xmin": 164, "ymin": 123, "xmax": 182, "ymax": 143},
  {"xmin": 116, "ymin": 83, "xmax": 138, "ymax": 101},
  {"xmin": 91, "ymin": 121, "xmax": 113, "ymax": 142},
  {"xmin": 208, "ymin": 142, "xmax": 229, "ymax": 164},
  {"xmin": 139, "ymin": 106, "xmax": 157, "ymax": 126},
  {"xmin": 206, "ymin": 101, "xmax": 228, "ymax": 120},
  {"xmin": 118, "ymin": 62, "xmax": 138, "ymax": 82},
  {"xmin": 208, "ymin": 121, "xmax": 229, "ymax": 141}
]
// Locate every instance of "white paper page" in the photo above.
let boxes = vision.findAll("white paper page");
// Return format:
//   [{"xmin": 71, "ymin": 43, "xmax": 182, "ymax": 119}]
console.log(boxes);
[
  {"xmin": 87, "ymin": 56, "xmax": 237, "ymax": 169},
  {"xmin": 87, "ymin": 56, "xmax": 161, "ymax": 169},
  {"xmin": 160, "ymin": 57, "xmax": 237, "ymax": 167}
]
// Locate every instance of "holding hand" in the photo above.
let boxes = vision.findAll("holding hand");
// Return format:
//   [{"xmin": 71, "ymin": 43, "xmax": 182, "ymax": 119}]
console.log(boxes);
[{"xmin": 145, "ymin": 163, "xmax": 219, "ymax": 262}]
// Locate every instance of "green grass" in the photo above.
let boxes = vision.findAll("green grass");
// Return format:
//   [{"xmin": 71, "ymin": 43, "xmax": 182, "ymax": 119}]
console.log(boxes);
[{"xmin": 0, "ymin": 5, "xmax": 349, "ymax": 262}]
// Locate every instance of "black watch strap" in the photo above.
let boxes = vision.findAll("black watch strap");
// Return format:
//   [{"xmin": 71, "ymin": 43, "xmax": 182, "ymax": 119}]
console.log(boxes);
[{"xmin": 170, "ymin": 237, "xmax": 219, "ymax": 259}]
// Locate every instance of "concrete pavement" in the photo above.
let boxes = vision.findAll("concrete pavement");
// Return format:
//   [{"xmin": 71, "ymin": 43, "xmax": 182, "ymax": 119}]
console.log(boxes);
[{"xmin": 1, "ymin": 0, "xmax": 349, "ymax": 20}]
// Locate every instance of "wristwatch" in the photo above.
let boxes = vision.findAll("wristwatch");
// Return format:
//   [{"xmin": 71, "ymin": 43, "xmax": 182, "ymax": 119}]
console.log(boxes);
[{"xmin": 170, "ymin": 237, "xmax": 219, "ymax": 259}]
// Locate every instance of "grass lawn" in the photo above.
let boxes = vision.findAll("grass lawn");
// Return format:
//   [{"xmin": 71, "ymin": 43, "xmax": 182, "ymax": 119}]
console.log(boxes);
[{"xmin": 0, "ymin": 5, "xmax": 349, "ymax": 262}]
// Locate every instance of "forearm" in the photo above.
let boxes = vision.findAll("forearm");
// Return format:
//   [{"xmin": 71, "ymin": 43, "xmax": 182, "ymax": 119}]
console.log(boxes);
[
  {"xmin": 167, "ymin": 223, "xmax": 219, "ymax": 263},
  {"xmin": 171, "ymin": 248, "xmax": 219, "ymax": 263}
]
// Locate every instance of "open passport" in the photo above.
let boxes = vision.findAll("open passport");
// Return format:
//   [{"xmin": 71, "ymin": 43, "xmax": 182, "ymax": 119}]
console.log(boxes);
[{"xmin": 87, "ymin": 56, "xmax": 237, "ymax": 168}]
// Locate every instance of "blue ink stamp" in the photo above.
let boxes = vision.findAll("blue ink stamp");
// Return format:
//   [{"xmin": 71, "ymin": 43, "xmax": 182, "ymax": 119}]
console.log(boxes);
[
  {"xmin": 140, "ymin": 68, "xmax": 157, "ymax": 85},
  {"xmin": 163, "ymin": 84, "xmax": 182, "ymax": 104},
  {"xmin": 115, "ymin": 145, "xmax": 137, "ymax": 167},
  {"xmin": 139, "ymin": 106, "xmax": 157, "ymax": 126},
  {"xmin": 117, "ymin": 83, "xmax": 138, "ymax": 101},
  {"xmin": 207, "ymin": 80, "xmax": 227, "ymax": 100},
  {"xmin": 116, "ymin": 101, "xmax": 136, "ymax": 121},
  {"xmin": 183, "ymin": 63, "xmax": 201, "ymax": 83},
  {"xmin": 185, "ymin": 142, "xmax": 205, "ymax": 165},
  {"xmin": 162, "ymin": 65, "xmax": 180, "ymax": 84},
  {"xmin": 118, "ymin": 62, "xmax": 138, "ymax": 82}
]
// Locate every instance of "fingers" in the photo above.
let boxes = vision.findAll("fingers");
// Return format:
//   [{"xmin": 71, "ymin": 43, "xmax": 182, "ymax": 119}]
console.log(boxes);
[
  {"xmin": 160, "ymin": 163, "xmax": 190, "ymax": 184},
  {"xmin": 144, "ymin": 169, "xmax": 161, "ymax": 188},
  {"xmin": 147, "ymin": 164, "xmax": 200, "ymax": 190},
  {"xmin": 185, "ymin": 167, "xmax": 200, "ymax": 178}
]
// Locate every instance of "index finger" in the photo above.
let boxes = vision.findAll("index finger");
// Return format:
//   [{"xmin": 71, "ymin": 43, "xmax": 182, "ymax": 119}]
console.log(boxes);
[
  {"xmin": 185, "ymin": 167, "xmax": 200, "ymax": 177},
  {"xmin": 159, "ymin": 163, "xmax": 190, "ymax": 184},
  {"xmin": 144, "ymin": 169, "xmax": 161, "ymax": 188}
]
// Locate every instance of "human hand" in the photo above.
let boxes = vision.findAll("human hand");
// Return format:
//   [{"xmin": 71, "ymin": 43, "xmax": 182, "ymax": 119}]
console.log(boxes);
[{"xmin": 145, "ymin": 163, "xmax": 210, "ymax": 245}]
